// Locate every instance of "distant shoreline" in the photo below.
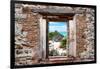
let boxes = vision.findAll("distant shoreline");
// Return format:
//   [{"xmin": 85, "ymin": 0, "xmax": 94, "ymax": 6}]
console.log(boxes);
[{"xmin": 59, "ymin": 32, "xmax": 67, "ymax": 37}]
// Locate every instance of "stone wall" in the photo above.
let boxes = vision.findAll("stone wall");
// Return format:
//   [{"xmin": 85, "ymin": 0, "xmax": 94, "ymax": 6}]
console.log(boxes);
[
  {"xmin": 75, "ymin": 8, "xmax": 95, "ymax": 58},
  {"xmin": 14, "ymin": 4, "xmax": 95, "ymax": 65},
  {"xmin": 15, "ymin": 4, "xmax": 41, "ymax": 65}
]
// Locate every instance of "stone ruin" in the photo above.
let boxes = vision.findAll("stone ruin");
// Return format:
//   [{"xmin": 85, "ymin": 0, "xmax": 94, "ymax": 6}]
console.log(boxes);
[{"xmin": 14, "ymin": 3, "xmax": 95, "ymax": 65}]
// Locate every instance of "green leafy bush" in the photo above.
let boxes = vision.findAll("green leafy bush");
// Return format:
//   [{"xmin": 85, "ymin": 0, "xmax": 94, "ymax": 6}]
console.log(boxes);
[
  {"xmin": 60, "ymin": 38, "xmax": 67, "ymax": 49},
  {"xmin": 48, "ymin": 31, "xmax": 61, "ymax": 40},
  {"xmin": 49, "ymin": 49, "xmax": 59, "ymax": 56}
]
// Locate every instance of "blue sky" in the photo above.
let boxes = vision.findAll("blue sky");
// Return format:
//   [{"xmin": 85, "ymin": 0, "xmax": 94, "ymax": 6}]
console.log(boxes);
[{"xmin": 48, "ymin": 22, "xmax": 67, "ymax": 32}]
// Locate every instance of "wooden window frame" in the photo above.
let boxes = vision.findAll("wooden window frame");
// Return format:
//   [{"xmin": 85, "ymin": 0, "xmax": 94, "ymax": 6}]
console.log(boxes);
[{"xmin": 41, "ymin": 14, "xmax": 75, "ymax": 60}]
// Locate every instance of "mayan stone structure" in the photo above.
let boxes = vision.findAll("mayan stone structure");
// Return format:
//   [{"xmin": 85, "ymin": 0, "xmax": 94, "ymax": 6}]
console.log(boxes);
[
  {"xmin": 15, "ymin": 4, "xmax": 95, "ymax": 65},
  {"xmin": 75, "ymin": 8, "xmax": 95, "ymax": 58},
  {"xmin": 15, "ymin": 5, "xmax": 41, "ymax": 65}
]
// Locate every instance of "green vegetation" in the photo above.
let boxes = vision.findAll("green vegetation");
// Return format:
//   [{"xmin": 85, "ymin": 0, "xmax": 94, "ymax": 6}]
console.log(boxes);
[
  {"xmin": 48, "ymin": 30, "xmax": 67, "ymax": 49},
  {"xmin": 61, "ymin": 52, "xmax": 67, "ymax": 56},
  {"xmin": 60, "ymin": 38, "xmax": 67, "ymax": 49},
  {"xmin": 48, "ymin": 31, "xmax": 61, "ymax": 40},
  {"xmin": 49, "ymin": 49, "xmax": 59, "ymax": 56}
]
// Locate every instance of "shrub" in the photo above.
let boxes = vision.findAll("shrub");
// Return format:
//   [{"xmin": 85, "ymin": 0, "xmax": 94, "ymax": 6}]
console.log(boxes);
[
  {"xmin": 49, "ymin": 49, "xmax": 59, "ymax": 56},
  {"xmin": 60, "ymin": 38, "xmax": 67, "ymax": 49},
  {"xmin": 48, "ymin": 31, "xmax": 61, "ymax": 40}
]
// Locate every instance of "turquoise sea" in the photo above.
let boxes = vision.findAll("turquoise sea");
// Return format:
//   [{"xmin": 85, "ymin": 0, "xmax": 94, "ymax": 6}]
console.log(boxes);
[{"xmin": 60, "ymin": 32, "xmax": 67, "ymax": 37}]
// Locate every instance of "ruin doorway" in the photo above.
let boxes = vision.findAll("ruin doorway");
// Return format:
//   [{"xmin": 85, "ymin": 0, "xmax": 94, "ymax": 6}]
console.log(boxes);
[
  {"xmin": 48, "ymin": 21, "xmax": 68, "ymax": 59},
  {"xmin": 42, "ymin": 15, "xmax": 71, "ymax": 62},
  {"xmin": 40, "ymin": 14, "xmax": 76, "ymax": 62}
]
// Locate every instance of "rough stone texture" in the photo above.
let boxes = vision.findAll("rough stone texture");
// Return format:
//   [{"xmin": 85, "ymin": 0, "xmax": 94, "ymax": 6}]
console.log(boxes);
[
  {"xmin": 75, "ymin": 8, "xmax": 95, "ymax": 59},
  {"xmin": 76, "ymin": 14, "xmax": 87, "ymax": 56},
  {"xmin": 14, "ymin": 4, "xmax": 95, "ymax": 65},
  {"xmin": 15, "ymin": 4, "xmax": 41, "ymax": 65}
]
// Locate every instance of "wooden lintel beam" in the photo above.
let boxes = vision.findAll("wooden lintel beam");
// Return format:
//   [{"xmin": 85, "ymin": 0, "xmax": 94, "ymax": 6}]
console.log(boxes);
[
  {"xmin": 39, "ymin": 12, "xmax": 75, "ymax": 16},
  {"xmin": 43, "ymin": 15, "xmax": 73, "ymax": 20}
]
